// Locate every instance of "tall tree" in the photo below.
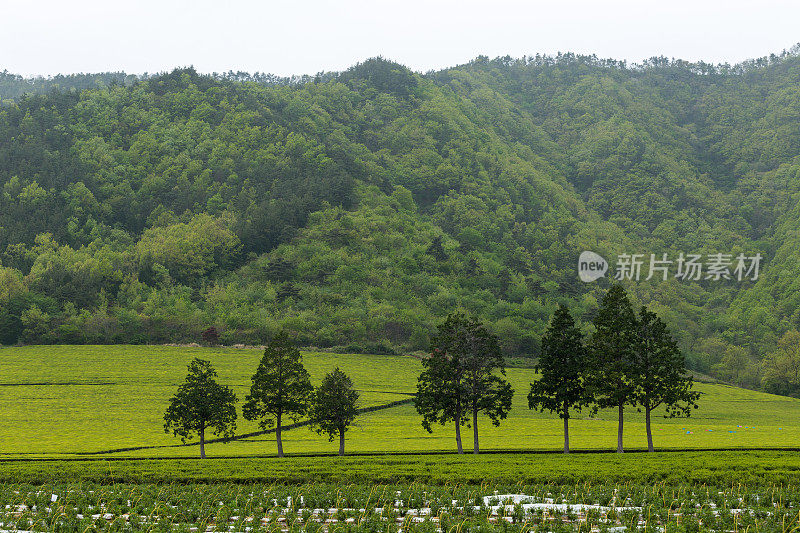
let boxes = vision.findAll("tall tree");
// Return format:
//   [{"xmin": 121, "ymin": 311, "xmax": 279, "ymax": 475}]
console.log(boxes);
[
  {"xmin": 635, "ymin": 306, "xmax": 700, "ymax": 452},
  {"xmin": 308, "ymin": 367, "xmax": 359, "ymax": 456},
  {"xmin": 415, "ymin": 312, "xmax": 513, "ymax": 454},
  {"xmin": 528, "ymin": 304, "xmax": 591, "ymax": 453},
  {"xmin": 462, "ymin": 321, "xmax": 514, "ymax": 455},
  {"xmin": 242, "ymin": 332, "xmax": 313, "ymax": 457},
  {"xmin": 415, "ymin": 341, "xmax": 467, "ymax": 453},
  {"xmin": 588, "ymin": 285, "xmax": 639, "ymax": 453},
  {"xmin": 163, "ymin": 358, "xmax": 237, "ymax": 458}
]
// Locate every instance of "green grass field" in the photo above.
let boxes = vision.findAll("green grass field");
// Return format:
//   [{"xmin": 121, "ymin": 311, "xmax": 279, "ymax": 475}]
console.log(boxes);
[
  {"xmin": 4, "ymin": 345, "xmax": 800, "ymax": 531},
  {"xmin": 1, "ymin": 345, "xmax": 799, "ymax": 458}
]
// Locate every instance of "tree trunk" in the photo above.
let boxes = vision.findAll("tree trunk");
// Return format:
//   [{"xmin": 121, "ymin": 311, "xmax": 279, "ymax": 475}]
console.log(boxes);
[
  {"xmin": 472, "ymin": 407, "xmax": 479, "ymax": 455},
  {"xmin": 276, "ymin": 412, "xmax": 284, "ymax": 458},
  {"xmin": 646, "ymin": 405, "xmax": 654, "ymax": 452},
  {"xmin": 563, "ymin": 401, "xmax": 570, "ymax": 454},
  {"xmin": 200, "ymin": 426, "xmax": 206, "ymax": 459},
  {"xmin": 455, "ymin": 411, "xmax": 464, "ymax": 454},
  {"xmin": 338, "ymin": 427, "xmax": 345, "ymax": 456},
  {"xmin": 617, "ymin": 402, "xmax": 624, "ymax": 453}
]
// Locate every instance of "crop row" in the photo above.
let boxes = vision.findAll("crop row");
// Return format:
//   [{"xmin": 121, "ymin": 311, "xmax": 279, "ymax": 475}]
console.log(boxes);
[{"xmin": 3, "ymin": 482, "xmax": 800, "ymax": 532}]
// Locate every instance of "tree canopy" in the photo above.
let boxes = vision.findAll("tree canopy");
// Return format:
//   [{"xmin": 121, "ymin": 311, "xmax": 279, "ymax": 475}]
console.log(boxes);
[
  {"xmin": 416, "ymin": 312, "xmax": 513, "ymax": 454},
  {"xmin": 2, "ymin": 51, "xmax": 800, "ymax": 391},
  {"xmin": 242, "ymin": 331, "xmax": 313, "ymax": 457},
  {"xmin": 528, "ymin": 304, "xmax": 590, "ymax": 453},
  {"xmin": 588, "ymin": 285, "xmax": 639, "ymax": 453},
  {"xmin": 308, "ymin": 367, "xmax": 360, "ymax": 456},
  {"xmin": 635, "ymin": 306, "xmax": 700, "ymax": 451},
  {"xmin": 163, "ymin": 358, "xmax": 238, "ymax": 458}
]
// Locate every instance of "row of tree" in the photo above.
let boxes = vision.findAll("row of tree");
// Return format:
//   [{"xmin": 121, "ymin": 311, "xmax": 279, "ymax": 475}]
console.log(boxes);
[
  {"xmin": 530, "ymin": 285, "xmax": 699, "ymax": 453},
  {"xmin": 164, "ymin": 333, "xmax": 359, "ymax": 458},
  {"xmin": 164, "ymin": 285, "xmax": 698, "ymax": 457},
  {"xmin": 415, "ymin": 285, "xmax": 699, "ymax": 454}
]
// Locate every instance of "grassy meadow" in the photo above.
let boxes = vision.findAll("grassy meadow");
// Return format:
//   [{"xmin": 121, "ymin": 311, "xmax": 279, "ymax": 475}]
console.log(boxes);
[{"xmin": 0, "ymin": 345, "xmax": 799, "ymax": 458}]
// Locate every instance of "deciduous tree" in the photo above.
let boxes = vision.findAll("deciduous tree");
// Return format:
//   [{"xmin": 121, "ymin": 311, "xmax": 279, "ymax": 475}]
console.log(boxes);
[
  {"xmin": 201, "ymin": 326, "xmax": 220, "ymax": 346},
  {"xmin": 761, "ymin": 330, "xmax": 800, "ymax": 396},
  {"xmin": 308, "ymin": 368, "xmax": 359, "ymax": 456},
  {"xmin": 163, "ymin": 358, "xmax": 237, "ymax": 458},
  {"xmin": 415, "ymin": 312, "xmax": 513, "ymax": 454}
]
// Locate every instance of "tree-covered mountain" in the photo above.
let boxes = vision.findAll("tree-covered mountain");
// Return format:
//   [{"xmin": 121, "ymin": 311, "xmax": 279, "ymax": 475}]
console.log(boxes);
[{"xmin": 1, "ymin": 51, "xmax": 800, "ymax": 391}]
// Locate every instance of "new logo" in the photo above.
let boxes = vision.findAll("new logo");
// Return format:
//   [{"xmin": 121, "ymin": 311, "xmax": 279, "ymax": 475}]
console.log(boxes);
[{"xmin": 578, "ymin": 251, "xmax": 608, "ymax": 282}]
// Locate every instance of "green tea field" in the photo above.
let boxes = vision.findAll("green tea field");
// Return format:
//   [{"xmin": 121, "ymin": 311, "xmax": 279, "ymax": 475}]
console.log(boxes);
[
  {"xmin": 1, "ymin": 345, "xmax": 798, "ymax": 458},
  {"xmin": 4, "ymin": 452, "xmax": 800, "ymax": 532}
]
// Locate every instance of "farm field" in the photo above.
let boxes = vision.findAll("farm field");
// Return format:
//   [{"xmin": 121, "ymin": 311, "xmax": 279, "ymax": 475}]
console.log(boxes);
[
  {"xmin": 3, "ymin": 450, "xmax": 800, "ymax": 485},
  {"xmin": 1, "ymin": 345, "xmax": 800, "ymax": 457},
  {"xmin": 6, "ymin": 477, "xmax": 800, "ymax": 532},
  {"xmin": 3, "ymin": 452, "xmax": 800, "ymax": 531}
]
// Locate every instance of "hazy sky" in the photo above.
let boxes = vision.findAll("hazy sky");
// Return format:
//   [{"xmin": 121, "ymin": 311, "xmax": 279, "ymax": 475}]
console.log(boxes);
[{"xmin": 4, "ymin": 0, "xmax": 799, "ymax": 77}]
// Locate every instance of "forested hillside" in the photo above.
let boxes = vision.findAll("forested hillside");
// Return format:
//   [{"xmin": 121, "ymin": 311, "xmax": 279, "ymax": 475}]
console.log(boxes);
[{"xmin": 2, "ymin": 51, "xmax": 800, "ymax": 392}]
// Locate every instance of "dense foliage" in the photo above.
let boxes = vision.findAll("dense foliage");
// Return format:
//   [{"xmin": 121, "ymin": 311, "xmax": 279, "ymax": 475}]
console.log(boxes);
[
  {"xmin": 528, "ymin": 304, "xmax": 590, "ymax": 453},
  {"xmin": 588, "ymin": 285, "xmax": 640, "ymax": 452},
  {"xmin": 635, "ymin": 306, "xmax": 700, "ymax": 451},
  {"xmin": 308, "ymin": 367, "xmax": 360, "ymax": 455},
  {"xmin": 242, "ymin": 331, "xmax": 313, "ymax": 457},
  {"xmin": 525, "ymin": 287, "xmax": 698, "ymax": 454},
  {"xmin": 163, "ymin": 358, "xmax": 238, "ymax": 458},
  {"xmin": 415, "ymin": 312, "xmax": 513, "ymax": 454},
  {"xmin": 3, "ymin": 50, "xmax": 800, "ymax": 391}
]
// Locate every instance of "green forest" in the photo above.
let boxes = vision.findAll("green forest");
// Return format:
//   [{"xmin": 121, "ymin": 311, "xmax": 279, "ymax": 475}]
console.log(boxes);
[{"xmin": 2, "ymin": 51, "xmax": 800, "ymax": 393}]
